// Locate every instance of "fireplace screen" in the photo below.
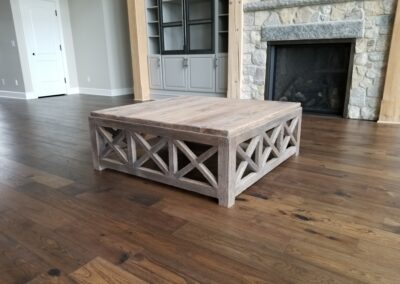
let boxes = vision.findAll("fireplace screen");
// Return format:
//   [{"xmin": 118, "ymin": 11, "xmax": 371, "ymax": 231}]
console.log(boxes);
[{"xmin": 266, "ymin": 41, "xmax": 353, "ymax": 115}]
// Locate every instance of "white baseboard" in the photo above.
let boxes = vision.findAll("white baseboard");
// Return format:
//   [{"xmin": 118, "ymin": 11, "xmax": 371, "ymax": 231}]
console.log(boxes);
[
  {"xmin": 0, "ymin": 90, "xmax": 36, "ymax": 99},
  {"xmin": 0, "ymin": 88, "xmax": 133, "ymax": 99},
  {"xmin": 25, "ymin": 92, "xmax": 38, "ymax": 99},
  {"xmin": 150, "ymin": 90, "xmax": 225, "ymax": 99},
  {"xmin": 79, "ymin": 87, "xmax": 133, "ymax": 97},
  {"xmin": 67, "ymin": 87, "xmax": 80, "ymax": 95},
  {"xmin": 111, "ymin": 88, "xmax": 133, "ymax": 96}
]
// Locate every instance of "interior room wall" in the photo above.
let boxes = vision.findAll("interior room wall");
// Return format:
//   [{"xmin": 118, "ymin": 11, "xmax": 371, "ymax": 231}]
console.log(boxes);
[
  {"xmin": 68, "ymin": 0, "xmax": 112, "ymax": 92},
  {"xmin": 68, "ymin": 0, "xmax": 133, "ymax": 96},
  {"xmin": 102, "ymin": 0, "xmax": 133, "ymax": 92},
  {"xmin": 0, "ymin": 0, "xmax": 26, "ymax": 98}
]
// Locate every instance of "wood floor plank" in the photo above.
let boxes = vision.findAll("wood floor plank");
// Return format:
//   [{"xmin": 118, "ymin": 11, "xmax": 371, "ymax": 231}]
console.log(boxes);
[
  {"xmin": 0, "ymin": 232, "xmax": 51, "ymax": 284},
  {"xmin": 27, "ymin": 271, "xmax": 78, "ymax": 284},
  {"xmin": 173, "ymin": 223, "xmax": 356, "ymax": 284},
  {"xmin": 0, "ymin": 210, "xmax": 92, "ymax": 274},
  {"xmin": 0, "ymin": 95, "xmax": 399, "ymax": 283},
  {"xmin": 285, "ymin": 239, "xmax": 399, "ymax": 283},
  {"xmin": 120, "ymin": 253, "xmax": 197, "ymax": 284},
  {"xmin": 0, "ymin": 182, "xmax": 76, "ymax": 229},
  {"xmin": 70, "ymin": 257, "xmax": 148, "ymax": 284}
]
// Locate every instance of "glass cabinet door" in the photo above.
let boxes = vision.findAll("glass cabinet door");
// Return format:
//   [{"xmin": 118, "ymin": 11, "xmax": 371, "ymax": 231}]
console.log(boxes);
[
  {"xmin": 186, "ymin": 0, "xmax": 214, "ymax": 53},
  {"xmin": 160, "ymin": 0, "xmax": 214, "ymax": 54},
  {"xmin": 160, "ymin": 0, "xmax": 185, "ymax": 53}
]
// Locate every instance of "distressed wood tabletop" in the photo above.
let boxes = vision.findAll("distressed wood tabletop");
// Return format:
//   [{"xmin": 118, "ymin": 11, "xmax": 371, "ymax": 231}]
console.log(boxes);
[{"xmin": 91, "ymin": 96, "xmax": 301, "ymax": 137}]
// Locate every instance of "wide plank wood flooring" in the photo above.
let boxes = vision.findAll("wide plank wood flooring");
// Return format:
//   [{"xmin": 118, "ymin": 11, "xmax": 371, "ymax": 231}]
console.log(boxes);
[{"xmin": 0, "ymin": 94, "xmax": 400, "ymax": 283}]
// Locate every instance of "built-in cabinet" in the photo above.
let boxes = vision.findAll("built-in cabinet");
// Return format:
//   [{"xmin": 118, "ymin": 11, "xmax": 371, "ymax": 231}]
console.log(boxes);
[{"xmin": 146, "ymin": 0, "xmax": 228, "ymax": 95}]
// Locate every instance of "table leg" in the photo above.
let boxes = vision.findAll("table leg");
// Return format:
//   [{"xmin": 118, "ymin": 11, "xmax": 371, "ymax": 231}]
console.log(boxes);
[{"xmin": 218, "ymin": 139, "xmax": 236, "ymax": 208}]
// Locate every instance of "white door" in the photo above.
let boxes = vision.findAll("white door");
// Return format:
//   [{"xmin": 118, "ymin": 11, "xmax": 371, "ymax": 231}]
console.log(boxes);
[{"xmin": 21, "ymin": 0, "xmax": 66, "ymax": 97}]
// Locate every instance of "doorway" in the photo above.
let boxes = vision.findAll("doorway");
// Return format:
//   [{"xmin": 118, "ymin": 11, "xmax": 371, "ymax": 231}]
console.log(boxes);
[{"xmin": 20, "ymin": 0, "xmax": 67, "ymax": 97}]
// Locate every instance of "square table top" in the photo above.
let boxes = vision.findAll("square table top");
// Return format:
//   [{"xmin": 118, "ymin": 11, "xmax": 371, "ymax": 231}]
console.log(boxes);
[{"xmin": 91, "ymin": 96, "xmax": 301, "ymax": 137}]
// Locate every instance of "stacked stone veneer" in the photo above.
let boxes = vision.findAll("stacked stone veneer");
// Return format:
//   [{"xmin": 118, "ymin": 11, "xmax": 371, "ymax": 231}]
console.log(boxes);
[{"xmin": 242, "ymin": 0, "xmax": 397, "ymax": 120}]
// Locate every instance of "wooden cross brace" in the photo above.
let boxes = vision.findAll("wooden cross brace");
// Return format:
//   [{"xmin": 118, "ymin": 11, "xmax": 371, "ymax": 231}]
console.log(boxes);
[
  {"xmin": 132, "ymin": 133, "xmax": 169, "ymax": 174},
  {"xmin": 97, "ymin": 127, "xmax": 128, "ymax": 164},
  {"xmin": 174, "ymin": 140, "xmax": 218, "ymax": 189},
  {"xmin": 236, "ymin": 136, "xmax": 260, "ymax": 184}
]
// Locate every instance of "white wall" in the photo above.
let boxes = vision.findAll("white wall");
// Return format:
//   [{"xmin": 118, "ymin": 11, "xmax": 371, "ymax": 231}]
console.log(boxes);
[
  {"xmin": 102, "ymin": 0, "xmax": 133, "ymax": 92},
  {"xmin": 0, "ymin": 0, "xmax": 25, "ymax": 98},
  {"xmin": 68, "ymin": 0, "xmax": 133, "ymax": 96}
]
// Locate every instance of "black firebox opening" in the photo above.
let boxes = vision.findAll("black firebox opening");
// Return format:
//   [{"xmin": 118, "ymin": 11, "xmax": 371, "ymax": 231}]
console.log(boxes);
[{"xmin": 265, "ymin": 40, "xmax": 355, "ymax": 116}]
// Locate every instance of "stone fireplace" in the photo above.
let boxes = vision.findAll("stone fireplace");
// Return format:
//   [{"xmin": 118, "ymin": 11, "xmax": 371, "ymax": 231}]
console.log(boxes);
[{"xmin": 242, "ymin": 0, "xmax": 396, "ymax": 120}]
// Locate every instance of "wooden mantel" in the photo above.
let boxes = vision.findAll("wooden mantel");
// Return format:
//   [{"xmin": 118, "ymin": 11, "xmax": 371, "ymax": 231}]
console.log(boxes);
[{"xmin": 379, "ymin": 1, "xmax": 400, "ymax": 123}]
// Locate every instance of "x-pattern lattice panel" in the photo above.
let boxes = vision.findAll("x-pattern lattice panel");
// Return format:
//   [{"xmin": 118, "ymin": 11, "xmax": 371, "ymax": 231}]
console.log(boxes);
[
  {"xmin": 173, "ymin": 140, "xmax": 218, "ymax": 189},
  {"xmin": 261, "ymin": 124, "xmax": 282, "ymax": 167},
  {"xmin": 235, "ymin": 116, "xmax": 300, "ymax": 186},
  {"xmin": 281, "ymin": 117, "xmax": 299, "ymax": 152},
  {"xmin": 96, "ymin": 125, "xmax": 219, "ymax": 191},
  {"xmin": 235, "ymin": 136, "xmax": 260, "ymax": 184},
  {"xmin": 97, "ymin": 126, "xmax": 128, "ymax": 165},
  {"xmin": 132, "ymin": 132, "xmax": 169, "ymax": 175}
]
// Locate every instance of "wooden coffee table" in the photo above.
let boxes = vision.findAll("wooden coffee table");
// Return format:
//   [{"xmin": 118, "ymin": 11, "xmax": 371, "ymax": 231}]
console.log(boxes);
[{"xmin": 89, "ymin": 96, "xmax": 302, "ymax": 207}]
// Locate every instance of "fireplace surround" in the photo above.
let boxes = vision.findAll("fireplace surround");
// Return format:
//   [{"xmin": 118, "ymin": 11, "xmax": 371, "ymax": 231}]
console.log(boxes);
[{"xmin": 242, "ymin": 0, "xmax": 396, "ymax": 120}]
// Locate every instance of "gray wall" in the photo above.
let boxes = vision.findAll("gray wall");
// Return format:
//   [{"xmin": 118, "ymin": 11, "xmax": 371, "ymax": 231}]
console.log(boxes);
[
  {"xmin": 102, "ymin": 0, "xmax": 133, "ymax": 90},
  {"xmin": 0, "ymin": 0, "xmax": 25, "ymax": 92},
  {"xmin": 68, "ymin": 0, "xmax": 132, "ymax": 92},
  {"xmin": 68, "ymin": 0, "xmax": 111, "ymax": 90}
]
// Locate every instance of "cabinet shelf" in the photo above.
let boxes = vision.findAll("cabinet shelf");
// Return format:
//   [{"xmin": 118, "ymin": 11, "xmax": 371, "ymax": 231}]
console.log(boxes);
[
  {"xmin": 218, "ymin": 0, "xmax": 228, "ymax": 15},
  {"xmin": 146, "ymin": 0, "xmax": 161, "ymax": 55}
]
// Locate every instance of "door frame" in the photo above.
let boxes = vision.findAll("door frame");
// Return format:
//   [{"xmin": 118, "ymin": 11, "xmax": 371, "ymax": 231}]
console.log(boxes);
[{"xmin": 11, "ymin": 0, "xmax": 72, "ymax": 99}]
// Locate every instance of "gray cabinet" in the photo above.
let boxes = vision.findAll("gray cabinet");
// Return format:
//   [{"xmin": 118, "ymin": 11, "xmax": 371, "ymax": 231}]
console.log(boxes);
[
  {"xmin": 216, "ymin": 54, "xmax": 228, "ymax": 93},
  {"xmin": 152, "ymin": 54, "xmax": 227, "ymax": 94},
  {"xmin": 162, "ymin": 56, "xmax": 187, "ymax": 91},
  {"xmin": 188, "ymin": 55, "xmax": 215, "ymax": 92},
  {"xmin": 148, "ymin": 55, "xmax": 163, "ymax": 90},
  {"xmin": 146, "ymin": 0, "xmax": 228, "ymax": 96}
]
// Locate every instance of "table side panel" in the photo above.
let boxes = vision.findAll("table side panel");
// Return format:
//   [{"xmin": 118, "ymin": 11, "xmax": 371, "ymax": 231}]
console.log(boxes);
[
  {"xmin": 229, "ymin": 108, "xmax": 302, "ymax": 196},
  {"xmin": 88, "ymin": 117, "xmax": 225, "ymax": 199}
]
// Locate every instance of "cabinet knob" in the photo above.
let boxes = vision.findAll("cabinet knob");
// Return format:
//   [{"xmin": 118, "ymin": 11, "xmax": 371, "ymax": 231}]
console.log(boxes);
[
  {"xmin": 157, "ymin": 58, "xmax": 161, "ymax": 67},
  {"xmin": 214, "ymin": 57, "xmax": 219, "ymax": 68}
]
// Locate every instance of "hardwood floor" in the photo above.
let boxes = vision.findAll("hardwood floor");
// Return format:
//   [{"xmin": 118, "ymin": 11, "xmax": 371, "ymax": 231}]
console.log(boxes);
[{"xmin": 0, "ymin": 94, "xmax": 400, "ymax": 283}]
